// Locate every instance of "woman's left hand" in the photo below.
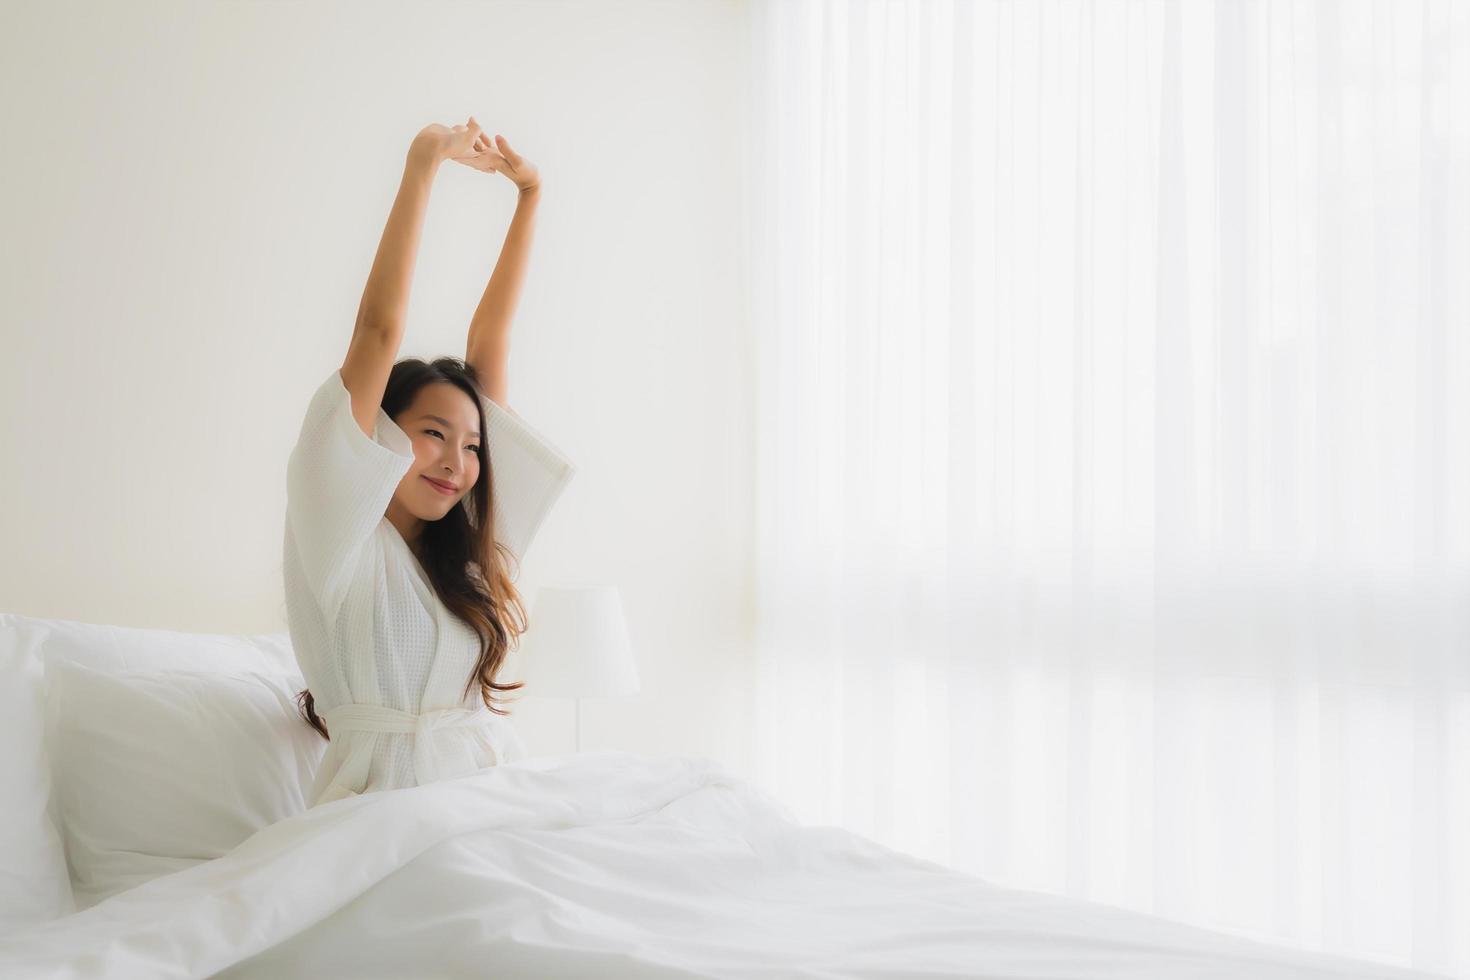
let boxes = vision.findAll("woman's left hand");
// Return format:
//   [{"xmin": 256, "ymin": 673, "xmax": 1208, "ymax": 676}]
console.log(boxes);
[{"xmin": 451, "ymin": 132, "xmax": 541, "ymax": 193}]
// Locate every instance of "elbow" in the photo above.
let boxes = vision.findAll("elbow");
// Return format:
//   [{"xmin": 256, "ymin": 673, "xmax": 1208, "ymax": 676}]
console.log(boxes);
[{"xmin": 354, "ymin": 314, "xmax": 404, "ymax": 345}]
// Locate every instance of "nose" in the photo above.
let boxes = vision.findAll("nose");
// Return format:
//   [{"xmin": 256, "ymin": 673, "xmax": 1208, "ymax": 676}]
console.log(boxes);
[{"xmin": 441, "ymin": 446, "xmax": 476, "ymax": 478}]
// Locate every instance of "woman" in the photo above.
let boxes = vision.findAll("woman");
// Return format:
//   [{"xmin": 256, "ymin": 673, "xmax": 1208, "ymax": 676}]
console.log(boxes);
[{"xmin": 283, "ymin": 117, "xmax": 577, "ymax": 807}]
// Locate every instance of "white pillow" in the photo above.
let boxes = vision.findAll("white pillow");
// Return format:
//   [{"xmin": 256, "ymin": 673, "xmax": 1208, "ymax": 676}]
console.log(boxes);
[
  {"xmin": 0, "ymin": 613, "xmax": 304, "ymax": 933},
  {"xmin": 33, "ymin": 616, "xmax": 300, "ymax": 674},
  {"xmin": 45, "ymin": 662, "xmax": 326, "ymax": 910},
  {"xmin": 0, "ymin": 622, "xmax": 74, "ymax": 934}
]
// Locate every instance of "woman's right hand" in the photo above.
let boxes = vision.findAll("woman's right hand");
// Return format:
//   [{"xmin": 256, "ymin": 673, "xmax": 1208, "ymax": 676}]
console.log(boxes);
[{"xmin": 409, "ymin": 116, "xmax": 491, "ymax": 170}]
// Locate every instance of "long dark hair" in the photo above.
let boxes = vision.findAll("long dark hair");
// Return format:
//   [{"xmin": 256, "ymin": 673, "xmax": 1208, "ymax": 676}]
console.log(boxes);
[{"xmin": 295, "ymin": 356, "xmax": 530, "ymax": 740}]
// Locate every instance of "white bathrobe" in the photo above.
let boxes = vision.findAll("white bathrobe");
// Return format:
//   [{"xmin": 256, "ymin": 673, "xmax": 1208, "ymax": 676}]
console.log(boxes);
[{"xmin": 283, "ymin": 367, "xmax": 576, "ymax": 807}]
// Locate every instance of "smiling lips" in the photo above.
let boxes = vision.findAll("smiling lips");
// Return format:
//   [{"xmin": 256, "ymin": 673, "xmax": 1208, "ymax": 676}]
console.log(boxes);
[{"xmin": 423, "ymin": 476, "xmax": 458, "ymax": 495}]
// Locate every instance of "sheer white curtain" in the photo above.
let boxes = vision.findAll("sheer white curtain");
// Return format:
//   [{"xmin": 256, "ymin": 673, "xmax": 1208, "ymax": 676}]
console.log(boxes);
[{"xmin": 745, "ymin": 1, "xmax": 1469, "ymax": 975}]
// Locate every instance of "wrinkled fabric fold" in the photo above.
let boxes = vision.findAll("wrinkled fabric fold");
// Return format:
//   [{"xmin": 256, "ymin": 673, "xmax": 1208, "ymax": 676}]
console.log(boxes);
[{"xmin": 4, "ymin": 750, "xmax": 1447, "ymax": 980}]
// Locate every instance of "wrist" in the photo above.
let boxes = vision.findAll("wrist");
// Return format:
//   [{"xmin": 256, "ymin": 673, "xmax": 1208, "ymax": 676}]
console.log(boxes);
[{"xmin": 406, "ymin": 139, "xmax": 443, "ymax": 176}]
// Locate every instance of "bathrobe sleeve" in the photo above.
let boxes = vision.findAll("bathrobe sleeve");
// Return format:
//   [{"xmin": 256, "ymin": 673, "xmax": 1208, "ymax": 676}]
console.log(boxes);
[
  {"xmin": 477, "ymin": 393, "xmax": 578, "ymax": 570},
  {"xmin": 286, "ymin": 368, "xmax": 416, "ymax": 622}
]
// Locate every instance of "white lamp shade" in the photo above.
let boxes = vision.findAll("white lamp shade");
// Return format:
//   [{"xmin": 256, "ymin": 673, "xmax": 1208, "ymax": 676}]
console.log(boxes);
[{"xmin": 516, "ymin": 585, "xmax": 640, "ymax": 699}]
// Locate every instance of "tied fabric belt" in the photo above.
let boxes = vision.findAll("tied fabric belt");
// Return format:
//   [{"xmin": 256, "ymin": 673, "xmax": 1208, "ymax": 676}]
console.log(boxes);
[{"xmin": 321, "ymin": 703, "xmax": 492, "ymax": 795}]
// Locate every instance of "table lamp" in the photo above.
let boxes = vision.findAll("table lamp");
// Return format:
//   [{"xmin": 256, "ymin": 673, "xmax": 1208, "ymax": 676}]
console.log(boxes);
[{"xmin": 515, "ymin": 584, "xmax": 640, "ymax": 753}]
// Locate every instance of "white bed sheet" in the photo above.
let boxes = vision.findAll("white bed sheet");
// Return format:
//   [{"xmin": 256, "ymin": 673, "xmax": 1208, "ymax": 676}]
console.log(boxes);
[{"xmin": 0, "ymin": 750, "xmax": 1451, "ymax": 980}]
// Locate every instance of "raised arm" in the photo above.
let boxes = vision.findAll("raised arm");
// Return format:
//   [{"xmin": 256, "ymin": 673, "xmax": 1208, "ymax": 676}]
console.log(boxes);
[
  {"xmin": 343, "ymin": 119, "xmax": 487, "ymax": 438},
  {"xmin": 353, "ymin": 136, "xmax": 441, "ymax": 338},
  {"xmin": 464, "ymin": 135, "xmax": 543, "ymax": 408}
]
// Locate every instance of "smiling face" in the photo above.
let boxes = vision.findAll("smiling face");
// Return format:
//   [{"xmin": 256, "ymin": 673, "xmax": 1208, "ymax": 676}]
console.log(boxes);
[{"xmin": 389, "ymin": 381, "xmax": 484, "ymax": 522}]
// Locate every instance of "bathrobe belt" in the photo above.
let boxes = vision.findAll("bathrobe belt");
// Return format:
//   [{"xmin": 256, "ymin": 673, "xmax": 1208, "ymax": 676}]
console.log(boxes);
[{"xmin": 322, "ymin": 703, "xmax": 491, "ymax": 787}]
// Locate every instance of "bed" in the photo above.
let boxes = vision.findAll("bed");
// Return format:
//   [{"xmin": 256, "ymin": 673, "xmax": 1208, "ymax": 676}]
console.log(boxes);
[{"xmin": 1, "ymin": 613, "xmax": 1454, "ymax": 980}]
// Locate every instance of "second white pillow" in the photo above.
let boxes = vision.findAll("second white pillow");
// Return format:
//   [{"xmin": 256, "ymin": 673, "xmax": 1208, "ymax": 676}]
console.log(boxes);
[{"xmin": 45, "ymin": 662, "xmax": 328, "ymax": 910}]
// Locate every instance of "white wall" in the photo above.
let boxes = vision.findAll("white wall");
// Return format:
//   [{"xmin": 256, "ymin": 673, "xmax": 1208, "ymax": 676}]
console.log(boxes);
[{"xmin": 0, "ymin": 0, "xmax": 755, "ymax": 776}]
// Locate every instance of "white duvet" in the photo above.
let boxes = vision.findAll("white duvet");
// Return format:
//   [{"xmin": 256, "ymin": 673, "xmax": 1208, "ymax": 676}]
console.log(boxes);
[{"xmin": 0, "ymin": 750, "xmax": 1450, "ymax": 980}]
